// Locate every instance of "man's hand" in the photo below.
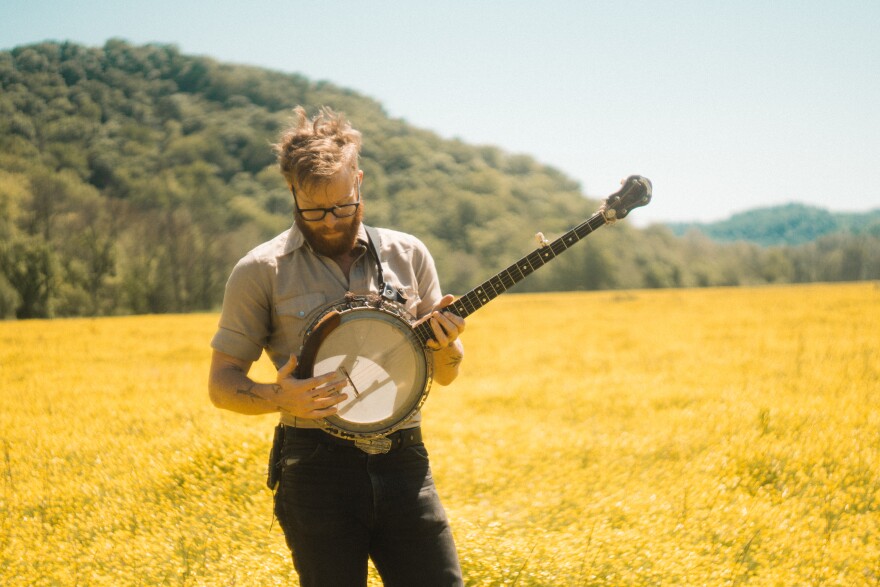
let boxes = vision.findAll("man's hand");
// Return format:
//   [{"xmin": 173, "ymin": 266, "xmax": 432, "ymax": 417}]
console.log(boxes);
[
  {"xmin": 423, "ymin": 294, "xmax": 466, "ymax": 351},
  {"xmin": 208, "ymin": 350, "xmax": 347, "ymax": 418},
  {"xmin": 274, "ymin": 355, "xmax": 349, "ymax": 419},
  {"xmin": 416, "ymin": 294, "xmax": 465, "ymax": 386}
]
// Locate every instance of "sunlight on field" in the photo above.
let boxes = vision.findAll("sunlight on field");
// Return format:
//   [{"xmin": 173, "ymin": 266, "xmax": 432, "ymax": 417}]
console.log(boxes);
[{"xmin": 1, "ymin": 283, "xmax": 879, "ymax": 586}]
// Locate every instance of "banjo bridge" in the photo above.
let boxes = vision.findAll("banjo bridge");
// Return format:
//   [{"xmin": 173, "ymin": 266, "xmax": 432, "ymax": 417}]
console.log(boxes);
[{"xmin": 338, "ymin": 365, "xmax": 361, "ymax": 398}]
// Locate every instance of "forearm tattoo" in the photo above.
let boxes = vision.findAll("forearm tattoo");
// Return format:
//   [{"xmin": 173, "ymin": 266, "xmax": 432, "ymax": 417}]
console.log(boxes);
[
  {"xmin": 446, "ymin": 353, "xmax": 463, "ymax": 368},
  {"xmin": 236, "ymin": 383, "xmax": 261, "ymax": 402}
]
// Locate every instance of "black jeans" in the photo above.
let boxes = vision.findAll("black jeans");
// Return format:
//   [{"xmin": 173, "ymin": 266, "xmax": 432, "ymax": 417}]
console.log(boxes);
[{"xmin": 273, "ymin": 432, "xmax": 463, "ymax": 587}]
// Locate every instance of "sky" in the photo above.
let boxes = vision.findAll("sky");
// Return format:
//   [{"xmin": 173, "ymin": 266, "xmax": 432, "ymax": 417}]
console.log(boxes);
[{"xmin": 2, "ymin": 0, "xmax": 879, "ymax": 226}]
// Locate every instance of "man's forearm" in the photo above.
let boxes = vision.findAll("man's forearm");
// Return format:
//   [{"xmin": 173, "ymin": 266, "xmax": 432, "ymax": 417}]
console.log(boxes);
[{"xmin": 209, "ymin": 363, "xmax": 284, "ymax": 416}]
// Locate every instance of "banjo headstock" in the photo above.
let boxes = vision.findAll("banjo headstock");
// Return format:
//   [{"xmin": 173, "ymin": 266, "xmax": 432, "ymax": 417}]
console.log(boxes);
[{"xmin": 601, "ymin": 175, "xmax": 652, "ymax": 222}]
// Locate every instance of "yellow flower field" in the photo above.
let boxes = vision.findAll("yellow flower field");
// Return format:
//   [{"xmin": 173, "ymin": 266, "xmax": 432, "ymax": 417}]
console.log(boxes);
[{"xmin": 1, "ymin": 283, "xmax": 879, "ymax": 586}]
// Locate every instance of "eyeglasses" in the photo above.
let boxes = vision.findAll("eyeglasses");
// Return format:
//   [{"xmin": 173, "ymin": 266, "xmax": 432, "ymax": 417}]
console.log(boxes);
[{"xmin": 292, "ymin": 179, "xmax": 361, "ymax": 222}]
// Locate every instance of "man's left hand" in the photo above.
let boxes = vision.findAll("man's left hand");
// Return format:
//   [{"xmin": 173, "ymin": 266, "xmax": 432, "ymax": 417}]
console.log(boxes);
[{"xmin": 424, "ymin": 294, "xmax": 465, "ymax": 351}]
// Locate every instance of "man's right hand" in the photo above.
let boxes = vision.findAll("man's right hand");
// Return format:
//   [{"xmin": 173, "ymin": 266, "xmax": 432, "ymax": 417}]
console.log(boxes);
[
  {"xmin": 208, "ymin": 350, "xmax": 348, "ymax": 418},
  {"xmin": 274, "ymin": 355, "xmax": 349, "ymax": 419}
]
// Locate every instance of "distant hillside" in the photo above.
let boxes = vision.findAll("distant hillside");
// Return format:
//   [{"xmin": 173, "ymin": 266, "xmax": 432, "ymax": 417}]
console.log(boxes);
[
  {"xmin": 0, "ymin": 39, "xmax": 605, "ymax": 318},
  {"xmin": 667, "ymin": 203, "xmax": 880, "ymax": 246},
  {"xmin": 2, "ymin": 40, "xmax": 879, "ymax": 319}
]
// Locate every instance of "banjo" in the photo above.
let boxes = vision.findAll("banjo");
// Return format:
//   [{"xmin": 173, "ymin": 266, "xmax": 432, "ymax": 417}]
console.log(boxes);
[{"xmin": 295, "ymin": 175, "xmax": 652, "ymax": 452}]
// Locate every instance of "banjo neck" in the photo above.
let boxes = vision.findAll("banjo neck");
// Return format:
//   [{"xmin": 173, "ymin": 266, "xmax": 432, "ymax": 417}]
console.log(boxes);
[{"xmin": 412, "ymin": 175, "xmax": 652, "ymax": 346}]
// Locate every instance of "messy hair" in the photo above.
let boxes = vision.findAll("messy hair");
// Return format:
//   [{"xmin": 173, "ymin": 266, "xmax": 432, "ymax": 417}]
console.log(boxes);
[{"xmin": 273, "ymin": 106, "xmax": 362, "ymax": 190}]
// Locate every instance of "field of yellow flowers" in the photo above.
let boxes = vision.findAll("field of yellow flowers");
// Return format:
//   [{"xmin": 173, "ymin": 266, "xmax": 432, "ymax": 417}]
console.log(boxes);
[{"xmin": 1, "ymin": 282, "xmax": 879, "ymax": 586}]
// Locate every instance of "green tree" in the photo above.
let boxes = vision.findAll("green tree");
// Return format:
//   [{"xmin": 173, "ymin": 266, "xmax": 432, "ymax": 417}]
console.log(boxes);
[{"xmin": 0, "ymin": 235, "xmax": 55, "ymax": 318}]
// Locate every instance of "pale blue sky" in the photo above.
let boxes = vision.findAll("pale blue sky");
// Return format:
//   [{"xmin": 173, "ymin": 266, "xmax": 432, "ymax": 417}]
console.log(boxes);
[{"xmin": 3, "ymin": 0, "xmax": 879, "ymax": 225}]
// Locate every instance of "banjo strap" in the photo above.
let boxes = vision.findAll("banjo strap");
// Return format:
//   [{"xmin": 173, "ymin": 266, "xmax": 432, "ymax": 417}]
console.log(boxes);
[{"xmin": 363, "ymin": 224, "xmax": 407, "ymax": 304}]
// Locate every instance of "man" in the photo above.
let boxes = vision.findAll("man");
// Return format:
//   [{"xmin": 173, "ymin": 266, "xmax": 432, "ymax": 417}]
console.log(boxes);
[{"xmin": 208, "ymin": 106, "xmax": 466, "ymax": 586}]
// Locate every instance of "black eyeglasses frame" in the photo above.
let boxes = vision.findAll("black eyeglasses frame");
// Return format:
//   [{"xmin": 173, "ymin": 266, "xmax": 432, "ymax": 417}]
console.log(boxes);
[{"xmin": 292, "ymin": 179, "xmax": 361, "ymax": 222}]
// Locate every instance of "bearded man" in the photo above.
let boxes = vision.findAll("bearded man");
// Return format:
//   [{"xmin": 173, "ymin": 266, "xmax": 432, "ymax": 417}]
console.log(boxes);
[{"xmin": 208, "ymin": 106, "xmax": 465, "ymax": 586}]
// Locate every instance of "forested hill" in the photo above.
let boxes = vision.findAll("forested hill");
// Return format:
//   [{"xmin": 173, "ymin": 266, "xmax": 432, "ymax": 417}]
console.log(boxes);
[
  {"xmin": 0, "ymin": 40, "xmax": 596, "ymax": 318},
  {"xmin": 2, "ymin": 41, "xmax": 879, "ymax": 319},
  {"xmin": 668, "ymin": 203, "xmax": 880, "ymax": 246}
]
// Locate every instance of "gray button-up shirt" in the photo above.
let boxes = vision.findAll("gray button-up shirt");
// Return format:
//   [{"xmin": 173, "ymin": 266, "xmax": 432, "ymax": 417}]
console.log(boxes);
[{"xmin": 211, "ymin": 223, "xmax": 443, "ymax": 426}]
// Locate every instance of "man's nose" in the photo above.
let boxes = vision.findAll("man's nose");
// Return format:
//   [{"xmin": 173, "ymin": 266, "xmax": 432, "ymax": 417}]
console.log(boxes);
[{"xmin": 321, "ymin": 212, "xmax": 339, "ymax": 228}]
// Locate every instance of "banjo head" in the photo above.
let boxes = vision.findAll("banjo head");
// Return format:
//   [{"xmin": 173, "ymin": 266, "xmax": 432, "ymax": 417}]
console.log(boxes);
[{"xmin": 299, "ymin": 298, "xmax": 433, "ymax": 439}]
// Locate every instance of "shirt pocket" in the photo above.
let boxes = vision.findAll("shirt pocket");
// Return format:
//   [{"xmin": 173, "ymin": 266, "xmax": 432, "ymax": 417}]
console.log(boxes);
[{"xmin": 275, "ymin": 292, "xmax": 327, "ymax": 349}]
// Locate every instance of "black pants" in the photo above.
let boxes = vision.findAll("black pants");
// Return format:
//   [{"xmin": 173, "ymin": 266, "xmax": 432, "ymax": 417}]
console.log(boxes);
[{"xmin": 274, "ymin": 432, "xmax": 463, "ymax": 587}]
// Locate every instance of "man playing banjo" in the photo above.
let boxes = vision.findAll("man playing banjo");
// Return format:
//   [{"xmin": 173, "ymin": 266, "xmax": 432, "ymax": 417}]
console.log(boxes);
[{"xmin": 208, "ymin": 106, "xmax": 466, "ymax": 586}]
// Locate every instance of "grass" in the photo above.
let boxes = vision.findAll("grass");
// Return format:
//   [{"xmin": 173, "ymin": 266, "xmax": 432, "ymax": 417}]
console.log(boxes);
[{"xmin": 1, "ymin": 282, "xmax": 879, "ymax": 585}]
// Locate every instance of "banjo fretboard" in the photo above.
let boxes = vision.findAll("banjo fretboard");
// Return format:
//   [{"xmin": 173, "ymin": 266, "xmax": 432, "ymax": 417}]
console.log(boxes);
[
  {"xmin": 411, "ymin": 175, "xmax": 651, "ymax": 347},
  {"xmin": 412, "ymin": 210, "xmax": 608, "ymax": 346}
]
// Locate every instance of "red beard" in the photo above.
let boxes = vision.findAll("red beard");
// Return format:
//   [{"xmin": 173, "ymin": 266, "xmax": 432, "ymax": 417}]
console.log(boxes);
[{"xmin": 295, "ymin": 204, "xmax": 364, "ymax": 258}]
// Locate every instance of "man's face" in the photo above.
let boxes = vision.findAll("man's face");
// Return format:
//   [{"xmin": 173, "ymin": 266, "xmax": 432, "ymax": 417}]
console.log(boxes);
[{"xmin": 292, "ymin": 169, "xmax": 364, "ymax": 258}]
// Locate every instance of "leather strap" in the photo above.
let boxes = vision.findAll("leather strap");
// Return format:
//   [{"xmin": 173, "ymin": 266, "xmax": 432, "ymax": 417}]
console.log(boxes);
[
  {"xmin": 363, "ymin": 224, "xmax": 385, "ymax": 289},
  {"xmin": 363, "ymin": 224, "xmax": 407, "ymax": 304}
]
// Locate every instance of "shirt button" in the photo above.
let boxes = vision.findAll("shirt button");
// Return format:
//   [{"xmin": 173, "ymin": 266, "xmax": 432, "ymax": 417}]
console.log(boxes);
[{"xmin": 298, "ymin": 311, "xmax": 305, "ymax": 317}]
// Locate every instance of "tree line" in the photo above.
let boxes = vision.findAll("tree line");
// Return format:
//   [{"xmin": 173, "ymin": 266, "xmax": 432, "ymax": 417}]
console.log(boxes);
[
  {"xmin": 668, "ymin": 202, "xmax": 880, "ymax": 247},
  {"xmin": 1, "ymin": 40, "xmax": 878, "ymax": 319}
]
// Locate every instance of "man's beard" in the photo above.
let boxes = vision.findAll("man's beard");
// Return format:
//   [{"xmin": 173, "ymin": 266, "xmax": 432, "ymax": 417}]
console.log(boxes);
[{"xmin": 295, "ymin": 205, "xmax": 363, "ymax": 258}]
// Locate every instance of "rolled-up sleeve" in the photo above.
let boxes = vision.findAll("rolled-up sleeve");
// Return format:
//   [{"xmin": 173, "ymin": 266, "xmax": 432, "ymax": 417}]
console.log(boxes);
[
  {"xmin": 210, "ymin": 254, "xmax": 272, "ymax": 362},
  {"xmin": 410, "ymin": 237, "xmax": 443, "ymax": 319}
]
